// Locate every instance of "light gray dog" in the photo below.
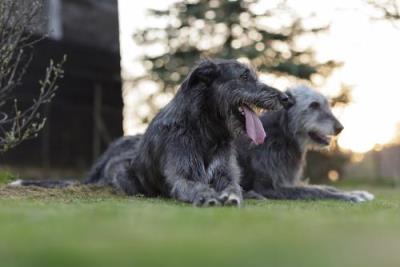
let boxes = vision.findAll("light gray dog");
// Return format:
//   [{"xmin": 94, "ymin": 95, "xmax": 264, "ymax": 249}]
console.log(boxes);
[{"xmin": 236, "ymin": 85, "xmax": 374, "ymax": 202}]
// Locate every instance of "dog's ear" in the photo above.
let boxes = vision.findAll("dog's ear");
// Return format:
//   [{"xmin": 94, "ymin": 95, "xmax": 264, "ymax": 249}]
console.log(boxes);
[
  {"xmin": 187, "ymin": 60, "xmax": 220, "ymax": 87},
  {"xmin": 285, "ymin": 91, "xmax": 296, "ymax": 106}
]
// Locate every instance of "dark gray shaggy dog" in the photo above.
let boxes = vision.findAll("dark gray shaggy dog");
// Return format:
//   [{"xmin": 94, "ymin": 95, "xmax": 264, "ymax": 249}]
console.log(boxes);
[
  {"xmin": 236, "ymin": 85, "xmax": 374, "ymax": 203},
  {"xmin": 11, "ymin": 59, "xmax": 291, "ymax": 207}
]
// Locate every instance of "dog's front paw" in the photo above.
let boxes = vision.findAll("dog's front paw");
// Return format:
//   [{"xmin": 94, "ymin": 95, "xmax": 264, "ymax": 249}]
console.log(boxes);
[
  {"xmin": 193, "ymin": 191, "xmax": 221, "ymax": 207},
  {"xmin": 219, "ymin": 192, "xmax": 242, "ymax": 207},
  {"xmin": 346, "ymin": 194, "xmax": 366, "ymax": 203},
  {"xmin": 349, "ymin": 190, "xmax": 375, "ymax": 201}
]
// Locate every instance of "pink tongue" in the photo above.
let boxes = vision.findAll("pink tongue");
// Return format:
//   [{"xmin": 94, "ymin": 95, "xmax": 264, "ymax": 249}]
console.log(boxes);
[{"xmin": 243, "ymin": 106, "xmax": 266, "ymax": 145}]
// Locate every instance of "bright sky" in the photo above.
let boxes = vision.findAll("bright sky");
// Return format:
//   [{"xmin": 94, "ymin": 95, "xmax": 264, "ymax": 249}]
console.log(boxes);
[{"xmin": 118, "ymin": 0, "xmax": 400, "ymax": 153}]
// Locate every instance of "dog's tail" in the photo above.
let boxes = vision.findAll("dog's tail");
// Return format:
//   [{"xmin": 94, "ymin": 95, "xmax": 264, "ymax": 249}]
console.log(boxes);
[{"xmin": 8, "ymin": 179, "xmax": 78, "ymax": 188}]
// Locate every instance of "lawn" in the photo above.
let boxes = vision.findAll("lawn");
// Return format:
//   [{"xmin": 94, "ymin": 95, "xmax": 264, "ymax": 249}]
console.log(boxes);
[{"xmin": 0, "ymin": 182, "xmax": 399, "ymax": 267}]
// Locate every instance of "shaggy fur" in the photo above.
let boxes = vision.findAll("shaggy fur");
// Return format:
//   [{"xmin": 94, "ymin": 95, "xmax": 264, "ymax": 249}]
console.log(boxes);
[
  {"xmin": 236, "ymin": 86, "xmax": 375, "ymax": 202},
  {"xmin": 11, "ymin": 59, "xmax": 291, "ymax": 207}
]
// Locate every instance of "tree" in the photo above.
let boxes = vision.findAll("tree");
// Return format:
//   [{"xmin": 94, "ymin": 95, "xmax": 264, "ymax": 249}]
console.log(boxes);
[
  {"xmin": 133, "ymin": 0, "xmax": 341, "ymax": 123},
  {"xmin": 367, "ymin": 0, "xmax": 400, "ymax": 21},
  {"xmin": 0, "ymin": 0, "xmax": 64, "ymax": 152}
]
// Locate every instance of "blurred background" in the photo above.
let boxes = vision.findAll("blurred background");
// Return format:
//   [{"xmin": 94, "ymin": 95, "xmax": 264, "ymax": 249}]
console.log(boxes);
[{"xmin": 1, "ymin": 0, "xmax": 400, "ymax": 186}]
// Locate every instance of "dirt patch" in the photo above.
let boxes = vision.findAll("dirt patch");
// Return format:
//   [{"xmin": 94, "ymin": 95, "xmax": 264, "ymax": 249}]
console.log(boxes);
[{"xmin": 0, "ymin": 184, "xmax": 127, "ymax": 201}]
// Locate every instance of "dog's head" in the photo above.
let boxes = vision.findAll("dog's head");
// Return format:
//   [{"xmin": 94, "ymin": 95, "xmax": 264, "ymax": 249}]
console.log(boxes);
[
  {"xmin": 286, "ymin": 86, "xmax": 344, "ymax": 148},
  {"xmin": 185, "ymin": 58, "xmax": 292, "ymax": 144}
]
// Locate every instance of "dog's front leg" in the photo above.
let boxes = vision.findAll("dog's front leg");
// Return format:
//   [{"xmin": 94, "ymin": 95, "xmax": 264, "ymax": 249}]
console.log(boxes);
[
  {"xmin": 164, "ymin": 150, "xmax": 221, "ymax": 207},
  {"xmin": 256, "ymin": 185, "xmax": 370, "ymax": 202},
  {"xmin": 208, "ymin": 153, "xmax": 243, "ymax": 206},
  {"xmin": 308, "ymin": 185, "xmax": 374, "ymax": 201}
]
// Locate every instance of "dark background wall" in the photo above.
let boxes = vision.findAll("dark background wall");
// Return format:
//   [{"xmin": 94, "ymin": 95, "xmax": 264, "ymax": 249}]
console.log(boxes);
[
  {"xmin": 61, "ymin": 0, "xmax": 120, "ymax": 52},
  {"xmin": 0, "ymin": 0, "xmax": 122, "ymax": 178}
]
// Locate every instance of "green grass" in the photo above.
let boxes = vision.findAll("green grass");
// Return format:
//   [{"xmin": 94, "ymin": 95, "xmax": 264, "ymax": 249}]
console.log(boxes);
[
  {"xmin": 0, "ymin": 169, "xmax": 16, "ymax": 184},
  {"xmin": 0, "ymin": 184, "xmax": 400, "ymax": 267}
]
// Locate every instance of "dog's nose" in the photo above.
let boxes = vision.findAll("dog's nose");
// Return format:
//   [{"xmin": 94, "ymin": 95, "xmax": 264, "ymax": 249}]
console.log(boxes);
[
  {"xmin": 334, "ymin": 123, "xmax": 344, "ymax": 135},
  {"xmin": 280, "ymin": 94, "xmax": 294, "ymax": 109}
]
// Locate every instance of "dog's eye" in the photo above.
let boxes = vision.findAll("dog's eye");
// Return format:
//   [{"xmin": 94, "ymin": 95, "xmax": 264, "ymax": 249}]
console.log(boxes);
[
  {"xmin": 309, "ymin": 101, "xmax": 320, "ymax": 109},
  {"xmin": 240, "ymin": 70, "xmax": 250, "ymax": 81}
]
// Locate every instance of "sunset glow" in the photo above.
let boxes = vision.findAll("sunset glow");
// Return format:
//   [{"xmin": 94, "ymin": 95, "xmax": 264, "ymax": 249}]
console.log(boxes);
[{"xmin": 119, "ymin": 0, "xmax": 400, "ymax": 153}]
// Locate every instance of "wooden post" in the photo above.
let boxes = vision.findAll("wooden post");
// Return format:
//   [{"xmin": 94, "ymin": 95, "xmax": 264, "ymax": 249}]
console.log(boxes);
[
  {"xmin": 41, "ymin": 104, "xmax": 51, "ymax": 178},
  {"xmin": 93, "ymin": 84, "xmax": 102, "ymax": 160}
]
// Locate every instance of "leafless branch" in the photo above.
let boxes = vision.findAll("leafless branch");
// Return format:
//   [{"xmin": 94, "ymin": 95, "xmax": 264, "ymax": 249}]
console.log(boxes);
[
  {"xmin": 367, "ymin": 0, "xmax": 400, "ymax": 28},
  {"xmin": 0, "ymin": 0, "xmax": 65, "ymax": 152}
]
